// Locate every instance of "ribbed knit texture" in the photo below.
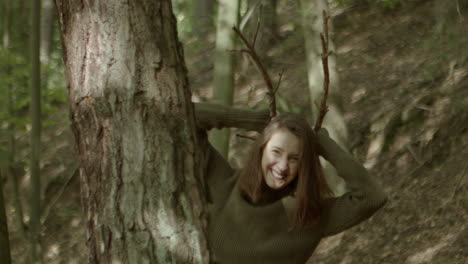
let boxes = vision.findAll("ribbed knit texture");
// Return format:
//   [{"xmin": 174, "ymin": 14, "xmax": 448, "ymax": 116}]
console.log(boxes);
[{"xmin": 203, "ymin": 134, "xmax": 387, "ymax": 264}]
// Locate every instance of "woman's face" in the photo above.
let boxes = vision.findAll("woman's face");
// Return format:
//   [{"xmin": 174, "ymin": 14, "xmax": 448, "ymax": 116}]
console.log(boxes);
[{"xmin": 261, "ymin": 128, "xmax": 301, "ymax": 190}]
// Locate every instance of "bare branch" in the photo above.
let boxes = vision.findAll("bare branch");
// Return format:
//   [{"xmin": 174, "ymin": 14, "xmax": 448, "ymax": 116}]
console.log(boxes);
[
  {"xmin": 275, "ymin": 70, "xmax": 284, "ymax": 94},
  {"xmin": 232, "ymin": 26, "xmax": 278, "ymax": 119},
  {"xmin": 314, "ymin": 10, "xmax": 331, "ymax": 132},
  {"xmin": 236, "ymin": 133, "xmax": 257, "ymax": 141},
  {"xmin": 252, "ymin": 3, "xmax": 263, "ymax": 48}
]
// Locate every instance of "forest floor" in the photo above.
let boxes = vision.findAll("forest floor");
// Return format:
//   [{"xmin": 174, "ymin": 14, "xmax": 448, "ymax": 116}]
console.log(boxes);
[{"xmin": 5, "ymin": 0, "xmax": 467, "ymax": 263}]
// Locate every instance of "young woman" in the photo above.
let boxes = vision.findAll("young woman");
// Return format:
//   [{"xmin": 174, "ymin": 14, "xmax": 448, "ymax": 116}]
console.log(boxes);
[{"xmin": 196, "ymin": 103, "xmax": 387, "ymax": 264}]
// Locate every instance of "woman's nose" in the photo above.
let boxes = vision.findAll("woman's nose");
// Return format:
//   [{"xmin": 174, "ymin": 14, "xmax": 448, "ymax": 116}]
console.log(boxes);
[{"xmin": 277, "ymin": 158, "xmax": 288, "ymax": 172}]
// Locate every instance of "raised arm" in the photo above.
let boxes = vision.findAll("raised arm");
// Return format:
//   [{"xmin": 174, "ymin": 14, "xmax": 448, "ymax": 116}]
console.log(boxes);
[
  {"xmin": 194, "ymin": 102, "xmax": 270, "ymax": 132},
  {"xmin": 194, "ymin": 102, "xmax": 270, "ymax": 203},
  {"xmin": 317, "ymin": 129, "xmax": 387, "ymax": 237}
]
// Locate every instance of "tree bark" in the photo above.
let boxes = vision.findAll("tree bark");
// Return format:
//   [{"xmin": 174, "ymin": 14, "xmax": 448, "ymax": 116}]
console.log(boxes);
[
  {"xmin": 209, "ymin": 0, "xmax": 239, "ymax": 158},
  {"xmin": 29, "ymin": 0, "xmax": 43, "ymax": 262},
  {"xmin": 0, "ymin": 177, "xmax": 11, "ymax": 264},
  {"xmin": 55, "ymin": 0, "xmax": 209, "ymax": 263}
]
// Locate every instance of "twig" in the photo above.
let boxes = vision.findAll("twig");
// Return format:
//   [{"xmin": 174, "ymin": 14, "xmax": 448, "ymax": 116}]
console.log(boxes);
[
  {"xmin": 406, "ymin": 145, "xmax": 425, "ymax": 166},
  {"xmin": 40, "ymin": 168, "xmax": 78, "ymax": 225},
  {"xmin": 456, "ymin": 0, "xmax": 464, "ymax": 22},
  {"xmin": 232, "ymin": 26, "xmax": 278, "ymax": 119},
  {"xmin": 314, "ymin": 10, "xmax": 331, "ymax": 132},
  {"xmin": 252, "ymin": 6, "xmax": 262, "ymax": 48},
  {"xmin": 236, "ymin": 133, "xmax": 257, "ymax": 141},
  {"xmin": 452, "ymin": 162, "xmax": 467, "ymax": 200},
  {"xmin": 239, "ymin": 0, "xmax": 262, "ymax": 31},
  {"xmin": 275, "ymin": 70, "xmax": 284, "ymax": 93}
]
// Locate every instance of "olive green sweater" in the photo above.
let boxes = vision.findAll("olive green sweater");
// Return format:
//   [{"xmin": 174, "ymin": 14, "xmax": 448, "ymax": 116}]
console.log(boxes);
[{"xmin": 203, "ymin": 131, "xmax": 387, "ymax": 264}]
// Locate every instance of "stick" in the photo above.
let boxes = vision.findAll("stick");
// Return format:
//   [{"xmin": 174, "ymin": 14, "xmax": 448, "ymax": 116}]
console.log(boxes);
[
  {"xmin": 236, "ymin": 133, "xmax": 257, "ymax": 141},
  {"xmin": 232, "ymin": 26, "xmax": 278, "ymax": 119},
  {"xmin": 40, "ymin": 168, "xmax": 78, "ymax": 225},
  {"xmin": 314, "ymin": 10, "xmax": 331, "ymax": 132}
]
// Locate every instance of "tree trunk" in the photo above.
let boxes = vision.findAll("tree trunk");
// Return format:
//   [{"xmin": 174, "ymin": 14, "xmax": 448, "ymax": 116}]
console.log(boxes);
[
  {"xmin": 209, "ymin": 0, "xmax": 239, "ymax": 158},
  {"xmin": 40, "ymin": 0, "xmax": 55, "ymax": 103},
  {"xmin": 193, "ymin": 0, "xmax": 215, "ymax": 36},
  {"xmin": 300, "ymin": 0, "xmax": 347, "ymax": 195},
  {"xmin": 40, "ymin": 0, "xmax": 55, "ymax": 66},
  {"xmin": 257, "ymin": 0, "xmax": 279, "ymax": 53},
  {"xmin": 29, "ymin": 0, "xmax": 42, "ymax": 262},
  {"xmin": 3, "ymin": 0, "xmax": 27, "ymax": 240},
  {"xmin": 55, "ymin": 1, "xmax": 209, "ymax": 263},
  {"xmin": 0, "ymin": 176, "xmax": 11, "ymax": 264}
]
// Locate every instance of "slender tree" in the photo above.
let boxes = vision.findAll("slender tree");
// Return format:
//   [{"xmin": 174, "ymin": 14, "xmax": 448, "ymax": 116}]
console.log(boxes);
[
  {"xmin": 29, "ymin": 0, "xmax": 42, "ymax": 262},
  {"xmin": 0, "ymin": 175, "xmax": 11, "ymax": 264},
  {"xmin": 55, "ymin": 0, "xmax": 209, "ymax": 262},
  {"xmin": 209, "ymin": 0, "xmax": 240, "ymax": 157},
  {"xmin": 257, "ymin": 0, "xmax": 279, "ymax": 53},
  {"xmin": 193, "ymin": 0, "xmax": 215, "ymax": 36},
  {"xmin": 40, "ymin": 0, "xmax": 55, "ymax": 66},
  {"xmin": 3, "ymin": 0, "xmax": 27, "ymax": 240}
]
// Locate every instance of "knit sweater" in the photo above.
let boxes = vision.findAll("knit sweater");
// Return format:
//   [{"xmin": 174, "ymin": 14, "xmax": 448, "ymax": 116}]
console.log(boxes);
[
  {"xmin": 203, "ymin": 134, "xmax": 385, "ymax": 264},
  {"xmin": 203, "ymin": 131, "xmax": 387, "ymax": 264}
]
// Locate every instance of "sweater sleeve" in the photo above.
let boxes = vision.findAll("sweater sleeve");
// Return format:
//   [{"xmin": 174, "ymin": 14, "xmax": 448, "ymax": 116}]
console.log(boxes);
[
  {"xmin": 194, "ymin": 102, "xmax": 270, "ymax": 132},
  {"xmin": 203, "ymin": 139, "xmax": 236, "ymax": 203},
  {"xmin": 194, "ymin": 102, "xmax": 270, "ymax": 203},
  {"xmin": 317, "ymin": 130, "xmax": 387, "ymax": 237}
]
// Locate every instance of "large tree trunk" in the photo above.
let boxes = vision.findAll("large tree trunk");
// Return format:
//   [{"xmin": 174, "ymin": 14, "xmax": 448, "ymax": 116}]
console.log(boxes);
[{"xmin": 55, "ymin": 1, "xmax": 209, "ymax": 263}]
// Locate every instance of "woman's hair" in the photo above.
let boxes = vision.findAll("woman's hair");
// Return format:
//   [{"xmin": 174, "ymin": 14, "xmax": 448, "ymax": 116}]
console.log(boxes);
[{"xmin": 239, "ymin": 113, "xmax": 332, "ymax": 228}]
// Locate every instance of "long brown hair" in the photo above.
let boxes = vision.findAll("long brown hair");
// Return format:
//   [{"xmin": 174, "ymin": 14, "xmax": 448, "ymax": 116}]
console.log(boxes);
[{"xmin": 239, "ymin": 113, "xmax": 332, "ymax": 228}]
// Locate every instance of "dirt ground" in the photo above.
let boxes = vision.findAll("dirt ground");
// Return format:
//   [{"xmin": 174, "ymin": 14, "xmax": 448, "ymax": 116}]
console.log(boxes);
[
  {"xmin": 307, "ymin": 1, "xmax": 467, "ymax": 263},
  {"xmin": 5, "ymin": 0, "xmax": 467, "ymax": 263}
]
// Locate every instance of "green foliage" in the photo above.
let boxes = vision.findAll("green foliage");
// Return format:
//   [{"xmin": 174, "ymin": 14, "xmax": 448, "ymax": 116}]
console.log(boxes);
[
  {"xmin": 0, "ymin": 4, "xmax": 68, "ymax": 172},
  {"xmin": 172, "ymin": 0, "xmax": 196, "ymax": 39}
]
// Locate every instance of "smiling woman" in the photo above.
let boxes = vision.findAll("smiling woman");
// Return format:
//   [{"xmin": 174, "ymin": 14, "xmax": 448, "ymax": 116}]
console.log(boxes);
[
  {"xmin": 261, "ymin": 128, "xmax": 301, "ymax": 190},
  {"xmin": 238, "ymin": 113, "xmax": 332, "ymax": 228},
  {"xmin": 195, "ymin": 104, "xmax": 387, "ymax": 264}
]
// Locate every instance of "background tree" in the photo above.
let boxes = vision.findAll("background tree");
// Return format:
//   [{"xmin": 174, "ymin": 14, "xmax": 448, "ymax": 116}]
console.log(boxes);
[
  {"xmin": 256, "ymin": 0, "xmax": 279, "ymax": 53},
  {"xmin": 209, "ymin": 0, "xmax": 240, "ymax": 157},
  {"xmin": 0, "ymin": 175, "xmax": 11, "ymax": 264},
  {"xmin": 299, "ymin": 0, "xmax": 347, "ymax": 194},
  {"xmin": 55, "ymin": 0, "xmax": 209, "ymax": 262},
  {"xmin": 29, "ymin": 0, "xmax": 43, "ymax": 262},
  {"xmin": 193, "ymin": 0, "xmax": 215, "ymax": 36},
  {"xmin": 1, "ymin": 0, "xmax": 28, "ymax": 243}
]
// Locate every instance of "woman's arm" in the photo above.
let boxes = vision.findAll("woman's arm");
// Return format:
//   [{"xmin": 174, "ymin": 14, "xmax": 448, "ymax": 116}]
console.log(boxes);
[
  {"xmin": 194, "ymin": 102, "xmax": 270, "ymax": 203},
  {"xmin": 316, "ymin": 129, "xmax": 387, "ymax": 237},
  {"xmin": 194, "ymin": 102, "xmax": 270, "ymax": 132}
]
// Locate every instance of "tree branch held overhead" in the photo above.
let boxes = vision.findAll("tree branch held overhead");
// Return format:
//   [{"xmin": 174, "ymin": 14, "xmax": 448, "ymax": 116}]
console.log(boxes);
[
  {"xmin": 232, "ymin": 25, "xmax": 280, "ymax": 120},
  {"xmin": 314, "ymin": 10, "xmax": 331, "ymax": 132}
]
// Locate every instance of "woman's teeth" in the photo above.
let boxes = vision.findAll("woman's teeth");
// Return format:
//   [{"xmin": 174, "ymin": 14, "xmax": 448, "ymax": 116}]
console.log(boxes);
[{"xmin": 272, "ymin": 170, "xmax": 285, "ymax": 180}]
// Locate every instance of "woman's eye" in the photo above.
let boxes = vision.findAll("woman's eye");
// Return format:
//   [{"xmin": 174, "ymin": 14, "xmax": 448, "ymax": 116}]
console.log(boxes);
[
  {"xmin": 289, "ymin": 157, "xmax": 299, "ymax": 162},
  {"xmin": 272, "ymin": 149, "xmax": 280, "ymax": 155}
]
